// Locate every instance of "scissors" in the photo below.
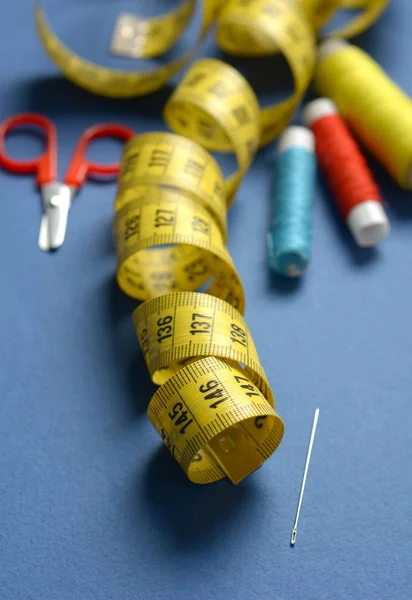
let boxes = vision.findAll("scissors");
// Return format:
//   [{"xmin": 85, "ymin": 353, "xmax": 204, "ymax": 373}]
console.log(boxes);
[{"xmin": 0, "ymin": 113, "xmax": 135, "ymax": 251}]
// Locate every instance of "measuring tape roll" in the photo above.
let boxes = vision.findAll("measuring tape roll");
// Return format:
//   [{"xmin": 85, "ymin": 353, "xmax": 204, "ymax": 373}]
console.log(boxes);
[
  {"xmin": 113, "ymin": 126, "xmax": 284, "ymax": 483},
  {"xmin": 164, "ymin": 58, "xmax": 262, "ymax": 196},
  {"xmin": 135, "ymin": 292, "xmax": 283, "ymax": 484},
  {"xmin": 114, "ymin": 187, "xmax": 245, "ymax": 311},
  {"xmin": 36, "ymin": 1, "xmax": 315, "ymax": 149},
  {"xmin": 147, "ymin": 356, "xmax": 284, "ymax": 484},
  {"xmin": 118, "ymin": 132, "xmax": 228, "ymax": 237},
  {"xmin": 133, "ymin": 292, "xmax": 271, "ymax": 391},
  {"xmin": 114, "ymin": 129, "xmax": 247, "ymax": 308}
]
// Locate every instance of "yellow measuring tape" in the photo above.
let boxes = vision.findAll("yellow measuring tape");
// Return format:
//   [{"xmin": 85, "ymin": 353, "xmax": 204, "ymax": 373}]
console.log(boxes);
[
  {"xmin": 35, "ymin": 0, "xmax": 389, "ymax": 483},
  {"xmin": 35, "ymin": 0, "xmax": 389, "ymax": 145},
  {"xmin": 135, "ymin": 295, "xmax": 283, "ymax": 484},
  {"xmin": 113, "ymin": 129, "xmax": 286, "ymax": 484}
]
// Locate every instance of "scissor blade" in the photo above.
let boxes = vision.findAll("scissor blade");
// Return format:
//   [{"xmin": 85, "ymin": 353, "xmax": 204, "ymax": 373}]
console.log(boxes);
[
  {"xmin": 38, "ymin": 213, "xmax": 51, "ymax": 252},
  {"xmin": 47, "ymin": 197, "xmax": 71, "ymax": 250},
  {"xmin": 40, "ymin": 183, "xmax": 73, "ymax": 251}
]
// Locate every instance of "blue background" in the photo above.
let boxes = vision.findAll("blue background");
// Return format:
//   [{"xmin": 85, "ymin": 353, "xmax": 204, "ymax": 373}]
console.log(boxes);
[{"xmin": 1, "ymin": 2, "xmax": 411, "ymax": 599}]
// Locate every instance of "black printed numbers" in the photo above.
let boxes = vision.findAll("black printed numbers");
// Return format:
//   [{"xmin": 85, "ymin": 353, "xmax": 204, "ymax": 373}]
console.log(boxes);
[
  {"xmin": 148, "ymin": 148, "xmax": 170, "ymax": 168},
  {"xmin": 230, "ymin": 323, "xmax": 247, "ymax": 347},
  {"xmin": 184, "ymin": 158, "xmax": 204, "ymax": 179},
  {"xmin": 254, "ymin": 416, "xmax": 267, "ymax": 429},
  {"xmin": 184, "ymin": 257, "xmax": 208, "ymax": 282},
  {"xmin": 231, "ymin": 105, "xmax": 251, "ymax": 126},
  {"xmin": 155, "ymin": 209, "xmax": 175, "ymax": 228},
  {"xmin": 122, "ymin": 150, "xmax": 140, "ymax": 179},
  {"xmin": 199, "ymin": 379, "xmax": 228, "ymax": 409},
  {"xmin": 192, "ymin": 215, "xmax": 209, "ymax": 234},
  {"xmin": 157, "ymin": 315, "xmax": 173, "ymax": 344},
  {"xmin": 124, "ymin": 215, "xmax": 139, "ymax": 241},
  {"xmin": 208, "ymin": 80, "xmax": 231, "ymax": 98},
  {"xmin": 139, "ymin": 327, "xmax": 149, "ymax": 355},
  {"xmin": 234, "ymin": 375, "xmax": 260, "ymax": 398},
  {"xmin": 184, "ymin": 72, "xmax": 207, "ymax": 88},
  {"xmin": 168, "ymin": 402, "xmax": 193, "ymax": 435},
  {"xmin": 190, "ymin": 313, "xmax": 212, "ymax": 335}
]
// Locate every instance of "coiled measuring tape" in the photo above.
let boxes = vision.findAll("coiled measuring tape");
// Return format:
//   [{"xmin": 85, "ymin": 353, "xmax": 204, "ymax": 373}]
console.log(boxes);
[
  {"xmin": 35, "ymin": 0, "xmax": 389, "ymax": 145},
  {"xmin": 35, "ymin": 0, "xmax": 388, "ymax": 483},
  {"xmin": 113, "ymin": 136, "xmax": 285, "ymax": 483},
  {"xmin": 136, "ymin": 295, "xmax": 283, "ymax": 484}
]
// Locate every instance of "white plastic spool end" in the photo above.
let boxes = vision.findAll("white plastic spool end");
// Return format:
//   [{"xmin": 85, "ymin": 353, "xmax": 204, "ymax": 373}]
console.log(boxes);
[
  {"xmin": 302, "ymin": 98, "xmax": 338, "ymax": 127},
  {"xmin": 278, "ymin": 126, "xmax": 315, "ymax": 154},
  {"xmin": 347, "ymin": 200, "xmax": 390, "ymax": 247},
  {"xmin": 317, "ymin": 38, "xmax": 349, "ymax": 63}
]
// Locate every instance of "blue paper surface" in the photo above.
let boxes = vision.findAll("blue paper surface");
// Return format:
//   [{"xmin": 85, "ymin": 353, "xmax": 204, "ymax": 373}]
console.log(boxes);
[{"xmin": 0, "ymin": 2, "xmax": 411, "ymax": 599}]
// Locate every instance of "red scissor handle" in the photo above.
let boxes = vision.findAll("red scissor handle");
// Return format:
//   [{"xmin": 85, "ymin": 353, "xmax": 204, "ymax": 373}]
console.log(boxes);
[
  {"xmin": 0, "ymin": 113, "xmax": 57, "ymax": 186},
  {"xmin": 64, "ymin": 124, "xmax": 136, "ymax": 188}
]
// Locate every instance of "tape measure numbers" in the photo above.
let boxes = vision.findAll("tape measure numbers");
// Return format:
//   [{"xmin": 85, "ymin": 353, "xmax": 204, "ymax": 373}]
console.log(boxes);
[
  {"xmin": 164, "ymin": 59, "xmax": 262, "ymax": 198},
  {"xmin": 118, "ymin": 132, "xmax": 228, "ymax": 237},
  {"xmin": 114, "ymin": 188, "xmax": 245, "ymax": 311},
  {"xmin": 133, "ymin": 292, "xmax": 270, "ymax": 390},
  {"xmin": 147, "ymin": 355, "xmax": 284, "ymax": 484},
  {"xmin": 112, "ymin": 125, "xmax": 285, "ymax": 482},
  {"xmin": 111, "ymin": 120, "xmax": 286, "ymax": 482},
  {"xmin": 135, "ymin": 292, "xmax": 283, "ymax": 484}
]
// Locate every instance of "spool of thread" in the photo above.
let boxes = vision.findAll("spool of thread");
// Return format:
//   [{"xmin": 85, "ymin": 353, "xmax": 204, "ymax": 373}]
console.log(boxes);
[
  {"xmin": 303, "ymin": 98, "xmax": 390, "ymax": 247},
  {"xmin": 267, "ymin": 126, "xmax": 316, "ymax": 278},
  {"xmin": 314, "ymin": 39, "xmax": 412, "ymax": 189}
]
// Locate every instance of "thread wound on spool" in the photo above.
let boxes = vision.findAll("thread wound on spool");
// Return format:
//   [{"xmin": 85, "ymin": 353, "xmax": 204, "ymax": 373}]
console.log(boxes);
[
  {"xmin": 267, "ymin": 126, "xmax": 316, "ymax": 278},
  {"xmin": 304, "ymin": 98, "xmax": 389, "ymax": 247},
  {"xmin": 314, "ymin": 40, "xmax": 412, "ymax": 189}
]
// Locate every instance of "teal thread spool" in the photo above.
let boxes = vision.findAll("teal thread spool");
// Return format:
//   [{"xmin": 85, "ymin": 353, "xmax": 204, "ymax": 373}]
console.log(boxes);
[{"xmin": 267, "ymin": 126, "xmax": 316, "ymax": 278}]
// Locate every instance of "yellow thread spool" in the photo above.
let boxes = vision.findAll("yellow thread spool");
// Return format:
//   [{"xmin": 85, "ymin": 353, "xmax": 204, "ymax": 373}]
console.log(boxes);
[{"xmin": 315, "ymin": 39, "xmax": 412, "ymax": 189}]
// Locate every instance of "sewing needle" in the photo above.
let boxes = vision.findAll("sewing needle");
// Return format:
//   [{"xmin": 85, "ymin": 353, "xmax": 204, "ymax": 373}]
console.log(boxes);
[{"xmin": 290, "ymin": 408, "xmax": 319, "ymax": 546}]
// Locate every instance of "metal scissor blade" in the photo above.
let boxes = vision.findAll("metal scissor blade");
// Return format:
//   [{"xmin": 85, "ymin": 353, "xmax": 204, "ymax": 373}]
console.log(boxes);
[
  {"xmin": 38, "ymin": 213, "xmax": 51, "ymax": 252},
  {"xmin": 39, "ymin": 183, "xmax": 73, "ymax": 252},
  {"xmin": 46, "ymin": 197, "xmax": 71, "ymax": 250}
]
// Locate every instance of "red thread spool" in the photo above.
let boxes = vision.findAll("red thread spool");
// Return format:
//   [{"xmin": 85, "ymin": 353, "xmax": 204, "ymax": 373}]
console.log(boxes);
[{"xmin": 303, "ymin": 98, "xmax": 390, "ymax": 247}]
